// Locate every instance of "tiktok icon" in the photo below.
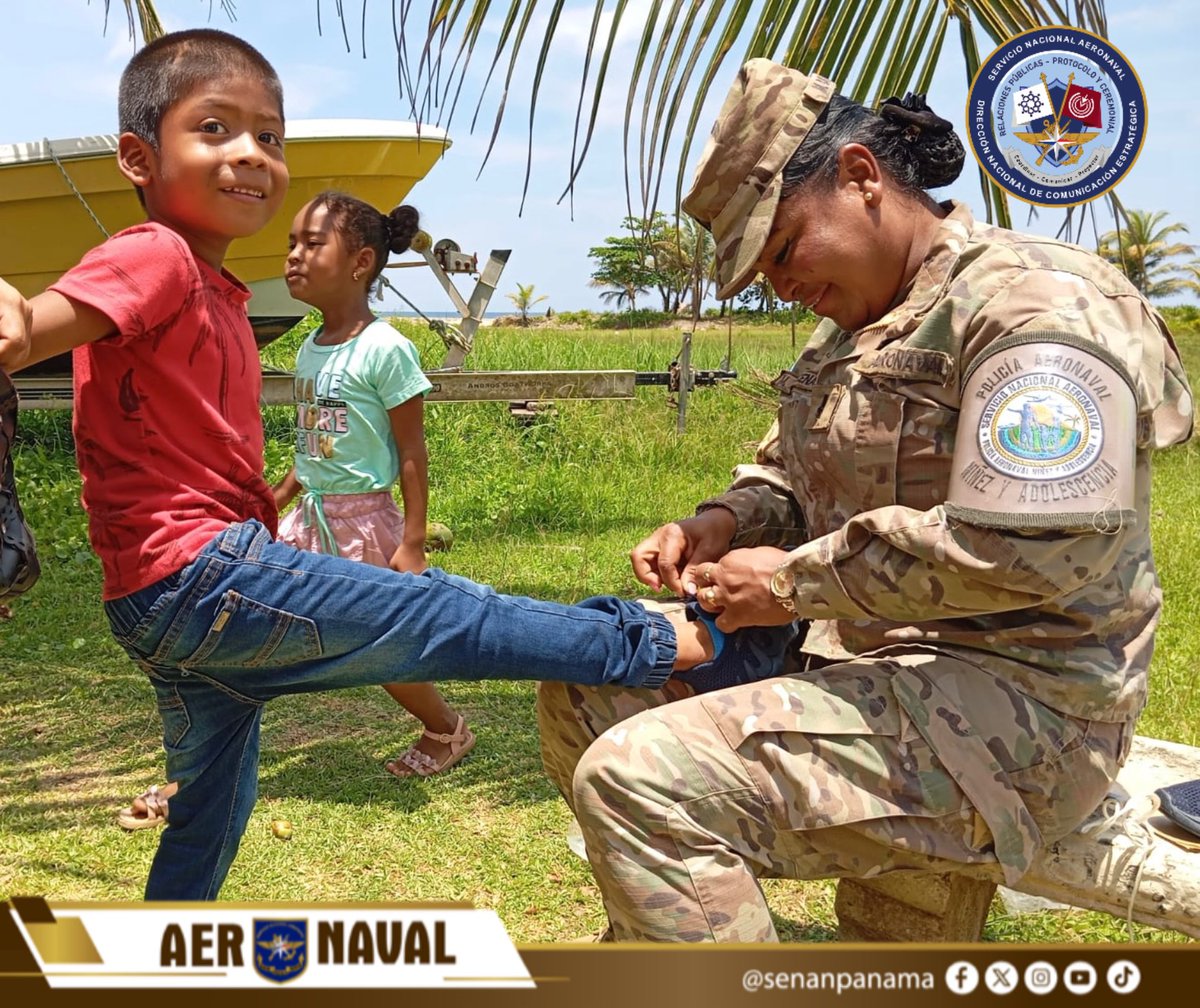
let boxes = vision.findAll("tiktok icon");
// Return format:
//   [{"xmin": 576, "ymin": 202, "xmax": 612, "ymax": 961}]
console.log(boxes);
[{"xmin": 1107, "ymin": 960, "xmax": 1141, "ymax": 994}]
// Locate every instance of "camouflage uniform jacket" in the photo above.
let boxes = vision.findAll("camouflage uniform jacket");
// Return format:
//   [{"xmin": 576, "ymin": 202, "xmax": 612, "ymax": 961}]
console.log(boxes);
[{"xmin": 703, "ymin": 200, "xmax": 1193, "ymax": 724}]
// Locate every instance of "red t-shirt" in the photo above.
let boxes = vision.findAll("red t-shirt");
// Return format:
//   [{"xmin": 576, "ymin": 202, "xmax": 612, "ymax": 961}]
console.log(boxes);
[{"xmin": 50, "ymin": 224, "xmax": 277, "ymax": 600}]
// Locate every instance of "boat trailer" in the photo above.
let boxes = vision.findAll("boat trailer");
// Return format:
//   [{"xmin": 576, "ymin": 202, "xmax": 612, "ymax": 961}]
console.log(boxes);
[{"xmin": 14, "ymin": 233, "xmax": 736, "ymax": 427}]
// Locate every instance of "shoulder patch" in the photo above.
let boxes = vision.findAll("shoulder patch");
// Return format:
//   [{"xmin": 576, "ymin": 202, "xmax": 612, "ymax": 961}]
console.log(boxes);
[{"xmin": 947, "ymin": 337, "xmax": 1137, "ymax": 530}]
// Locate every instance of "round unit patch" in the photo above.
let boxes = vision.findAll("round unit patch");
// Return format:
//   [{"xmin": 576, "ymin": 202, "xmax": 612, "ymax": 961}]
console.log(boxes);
[
  {"xmin": 948, "ymin": 340, "xmax": 1136, "ymax": 528},
  {"xmin": 978, "ymin": 376, "xmax": 1103, "ymax": 480},
  {"xmin": 966, "ymin": 27, "xmax": 1146, "ymax": 206}
]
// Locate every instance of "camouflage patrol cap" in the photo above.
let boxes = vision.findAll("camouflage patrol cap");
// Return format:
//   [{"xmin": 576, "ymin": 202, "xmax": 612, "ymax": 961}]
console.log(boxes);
[{"xmin": 683, "ymin": 59, "xmax": 835, "ymax": 300}]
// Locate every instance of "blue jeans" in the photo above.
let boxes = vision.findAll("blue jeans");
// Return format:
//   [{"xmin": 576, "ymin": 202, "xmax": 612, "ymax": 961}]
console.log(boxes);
[{"xmin": 104, "ymin": 520, "xmax": 677, "ymax": 899}]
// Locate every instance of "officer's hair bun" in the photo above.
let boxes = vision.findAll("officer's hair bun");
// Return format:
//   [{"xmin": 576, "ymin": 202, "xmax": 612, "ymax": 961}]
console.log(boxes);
[{"xmin": 878, "ymin": 93, "xmax": 965, "ymax": 189}]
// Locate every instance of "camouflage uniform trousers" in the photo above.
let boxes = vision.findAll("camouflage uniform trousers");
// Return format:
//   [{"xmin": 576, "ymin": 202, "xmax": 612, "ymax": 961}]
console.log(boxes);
[{"xmin": 538, "ymin": 648, "xmax": 1127, "ymax": 942}]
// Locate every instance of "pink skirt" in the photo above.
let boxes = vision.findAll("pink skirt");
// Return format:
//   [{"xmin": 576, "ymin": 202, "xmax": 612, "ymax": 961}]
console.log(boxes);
[{"xmin": 277, "ymin": 490, "xmax": 406, "ymax": 569}]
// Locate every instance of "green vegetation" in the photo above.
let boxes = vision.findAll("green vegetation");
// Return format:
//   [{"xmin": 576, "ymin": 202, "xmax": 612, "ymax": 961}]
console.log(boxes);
[
  {"xmin": 587, "ymin": 213, "xmax": 715, "ymax": 315},
  {"xmin": 504, "ymin": 282, "xmax": 548, "ymax": 326},
  {"xmin": 1098, "ymin": 209, "xmax": 1199, "ymax": 301},
  {"xmin": 2, "ymin": 315, "xmax": 1196, "ymax": 943},
  {"xmin": 120, "ymin": 2, "xmax": 1127, "ymax": 231}
]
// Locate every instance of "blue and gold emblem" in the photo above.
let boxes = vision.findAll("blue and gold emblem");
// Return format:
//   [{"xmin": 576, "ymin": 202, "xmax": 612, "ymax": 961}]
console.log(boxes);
[
  {"xmin": 253, "ymin": 919, "xmax": 307, "ymax": 984},
  {"xmin": 967, "ymin": 27, "xmax": 1145, "ymax": 206},
  {"xmin": 979, "ymin": 377, "xmax": 1103, "ymax": 480}
]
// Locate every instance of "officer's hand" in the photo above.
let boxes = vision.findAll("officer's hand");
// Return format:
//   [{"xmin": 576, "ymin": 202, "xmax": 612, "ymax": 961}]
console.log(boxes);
[
  {"xmin": 0, "ymin": 278, "xmax": 32, "ymax": 373},
  {"xmin": 695, "ymin": 546, "xmax": 794, "ymax": 632},
  {"xmin": 630, "ymin": 509, "xmax": 736, "ymax": 595}
]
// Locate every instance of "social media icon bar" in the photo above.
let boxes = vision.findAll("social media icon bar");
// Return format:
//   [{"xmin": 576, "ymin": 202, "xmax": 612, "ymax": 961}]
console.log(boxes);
[
  {"xmin": 985, "ymin": 961, "xmax": 1019, "ymax": 995},
  {"xmin": 1107, "ymin": 960, "xmax": 1141, "ymax": 994},
  {"xmin": 1024, "ymin": 960, "xmax": 1058, "ymax": 994},
  {"xmin": 1064, "ymin": 960, "xmax": 1098, "ymax": 994},
  {"xmin": 945, "ymin": 961, "xmax": 979, "ymax": 995}
]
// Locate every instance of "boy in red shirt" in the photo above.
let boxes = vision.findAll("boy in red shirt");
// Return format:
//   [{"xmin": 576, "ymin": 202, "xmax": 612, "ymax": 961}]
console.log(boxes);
[{"xmin": 0, "ymin": 29, "xmax": 717, "ymax": 900}]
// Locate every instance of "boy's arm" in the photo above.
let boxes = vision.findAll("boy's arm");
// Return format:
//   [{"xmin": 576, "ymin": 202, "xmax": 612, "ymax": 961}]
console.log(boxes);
[
  {"xmin": 387, "ymin": 395, "xmax": 428, "ymax": 574},
  {"xmin": 0, "ymin": 278, "xmax": 32, "ymax": 372},
  {"xmin": 5, "ymin": 289, "xmax": 115, "ymax": 373}
]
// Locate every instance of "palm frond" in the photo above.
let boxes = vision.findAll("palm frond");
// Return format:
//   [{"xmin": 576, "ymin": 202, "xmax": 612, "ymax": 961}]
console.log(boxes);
[
  {"xmin": 106, "ymin": 0, "xmax": 165, "ymax": 43},
  {"xmin": 119, "ymin": 1, "xmax": 1122, "ymax": 231},
  {"xmin": 400, "ymin": 0, "xmax": 1114, "ymax": 224}
]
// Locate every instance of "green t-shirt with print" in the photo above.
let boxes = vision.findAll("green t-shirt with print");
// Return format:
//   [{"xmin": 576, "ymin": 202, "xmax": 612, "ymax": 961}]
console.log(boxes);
[{"xmin": 291, "ymin": 317, "xmax": 432, "ymax": 494}]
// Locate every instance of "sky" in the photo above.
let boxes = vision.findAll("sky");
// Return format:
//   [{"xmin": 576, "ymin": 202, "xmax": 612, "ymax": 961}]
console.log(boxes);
[{"xmin": 3, "ymin": 1, "xmax": 1197, "ymax": 315}]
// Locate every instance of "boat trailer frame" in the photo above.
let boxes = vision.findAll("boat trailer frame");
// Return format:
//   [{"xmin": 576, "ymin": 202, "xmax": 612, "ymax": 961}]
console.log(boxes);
[{"xmin": 14, "ymin": 238, "xmax": 736, "ymax": 425}]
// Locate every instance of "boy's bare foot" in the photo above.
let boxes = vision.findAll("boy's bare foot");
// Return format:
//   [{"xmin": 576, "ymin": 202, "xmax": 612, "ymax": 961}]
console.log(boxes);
[
  {"xmin": 116, "ymin": 780, "xmax": 178, "ymax": 830},
  {"xmin": 385, "ymin": 714, "xmax": 476, "ymax": 778}
]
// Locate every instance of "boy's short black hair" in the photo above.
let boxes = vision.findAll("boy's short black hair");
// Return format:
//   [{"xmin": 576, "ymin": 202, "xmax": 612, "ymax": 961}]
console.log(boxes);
[{"xmin": 118, "ymin": 28, "xmax": 284, "ymax": 148}]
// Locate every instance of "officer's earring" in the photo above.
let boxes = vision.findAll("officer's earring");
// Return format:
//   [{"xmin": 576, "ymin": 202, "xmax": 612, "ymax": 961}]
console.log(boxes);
[
  {"xmin": 352, "ymin": 269, "xmax": 362, "ymax": 281},
  {"xmin": 864, "ymin": 191, "xmax": 874, "ymax": 203}
]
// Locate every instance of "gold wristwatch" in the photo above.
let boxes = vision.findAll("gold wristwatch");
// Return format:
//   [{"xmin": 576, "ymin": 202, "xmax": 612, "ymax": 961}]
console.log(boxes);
[{"xmin": 769, "ymin": 564, "xmax": 798, "ymax": 615}]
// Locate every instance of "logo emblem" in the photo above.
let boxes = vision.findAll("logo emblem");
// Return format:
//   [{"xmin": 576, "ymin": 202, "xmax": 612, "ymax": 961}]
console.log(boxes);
[
  {"xmin": 1024, "ymin": 961, "xmax": 1059, "ymax": 995},
  {"xmin": 978, "ymin": 376, "xmax": 1103, "ymax": 479},
  {"xmin": 967, "ymin": 27, "xmax": 1146, "ymax": 205},
  {"xmin": 984, "ymin": 960, "xmax": 1019, "ymax": 995},
  {"xmin": 1106, "ymin": 960, "xmax": 1141, "ymax": 994},
  {"xmin": 253, "ymin": 919, "xmax": 307, "ymax": 984},
  {"xmin": 945, "ymin": 961, "xmax": 980, "ymax": 994},
  {"xmin": 1063, "ymin": 960, "xmax": 1097, "ymax": 994}
]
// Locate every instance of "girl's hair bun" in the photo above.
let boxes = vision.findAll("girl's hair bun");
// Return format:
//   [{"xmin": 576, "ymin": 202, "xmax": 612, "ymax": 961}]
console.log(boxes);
[{"xmin": 385, "ymin": 204, "xmax": 421, "ymax": 255}]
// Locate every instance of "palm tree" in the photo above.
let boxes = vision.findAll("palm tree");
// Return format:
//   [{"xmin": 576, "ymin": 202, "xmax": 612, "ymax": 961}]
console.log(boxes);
[
  {"xmin": 113, "ymin": 1, "xmax": 1125, "ymax": 232},
  {"xmin": 1098, "ymin": 210, "xmax": 1196, "ymax": 301},
  {"xmin": 649, "ymin": 215, "xmax": 715, "ymax": 316},
  {"xmin": 1180, "ymin": 261, "xmax": 1200, "ymax": 299},
  {"xmin": 506, "ymin": 282, "xmax": 548, "ymax": 326},
  {"xmin": 589, "ymin": 277, "xmax": 643, "ymax": 313}
]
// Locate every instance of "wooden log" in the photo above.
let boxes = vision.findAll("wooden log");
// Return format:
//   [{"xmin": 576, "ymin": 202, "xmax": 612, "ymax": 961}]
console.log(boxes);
[
  {"xmin": 833, "ymin": 736, "xmax": 1200, "ymax": 942},
  {"xmin": 835, "ymin": 872, "xmax": 996, "ymax": 942}
]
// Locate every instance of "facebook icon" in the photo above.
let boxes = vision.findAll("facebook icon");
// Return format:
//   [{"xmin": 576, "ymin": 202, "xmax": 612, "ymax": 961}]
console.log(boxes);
[{"xmin": 946, "ymin": 961, "xmax": 980, "ymax": 994}]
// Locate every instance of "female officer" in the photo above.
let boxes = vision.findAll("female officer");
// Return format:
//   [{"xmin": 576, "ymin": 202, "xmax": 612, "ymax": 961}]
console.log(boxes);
[{"xmin": 537, "ymin": 58, "xmax": 1193, "ymax": 942}]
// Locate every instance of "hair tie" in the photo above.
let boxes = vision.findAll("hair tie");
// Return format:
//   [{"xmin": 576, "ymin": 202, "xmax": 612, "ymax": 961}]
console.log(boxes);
[
  {"xmin": 879, "ymin": 92, "xmax": 964, "ymax": 188},
  {"xmin": 878, "ymin": 92, "xmax": 953, "ymax": 139}
]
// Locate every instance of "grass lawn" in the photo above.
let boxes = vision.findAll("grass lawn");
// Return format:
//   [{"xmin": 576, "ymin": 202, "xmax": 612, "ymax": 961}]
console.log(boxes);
[{"xmin": 1, "ymin": 316, "xmax": 1196, "ymax": 944}]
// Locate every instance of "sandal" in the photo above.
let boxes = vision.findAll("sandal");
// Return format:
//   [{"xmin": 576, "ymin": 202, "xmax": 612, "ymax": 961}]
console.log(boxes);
[
  {"xmin": 116, "ymin": 783, "xmax": 171, "ymax": 830},
  {"xmin": 385, "ymin": 715, "xmax": 476, "ymax": 778}
]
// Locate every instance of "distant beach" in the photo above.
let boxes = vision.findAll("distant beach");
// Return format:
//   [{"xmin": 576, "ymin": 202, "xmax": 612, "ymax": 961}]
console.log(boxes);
[{"xmin": 382, "ymin": 311, "xmax": 505, "ymax": 326}]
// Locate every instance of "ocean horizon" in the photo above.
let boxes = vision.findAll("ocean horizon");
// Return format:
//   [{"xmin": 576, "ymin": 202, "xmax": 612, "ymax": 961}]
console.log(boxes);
[{"xmin": 381, "ymin": 310, "xmax": 511, "ymax": 319}]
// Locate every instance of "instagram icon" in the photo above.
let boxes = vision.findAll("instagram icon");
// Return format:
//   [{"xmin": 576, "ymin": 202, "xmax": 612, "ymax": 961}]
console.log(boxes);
[{"xmin": 1024, "ymin": 961, "xmax": 1058, "ymax": 994}]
